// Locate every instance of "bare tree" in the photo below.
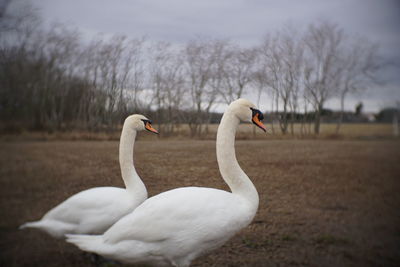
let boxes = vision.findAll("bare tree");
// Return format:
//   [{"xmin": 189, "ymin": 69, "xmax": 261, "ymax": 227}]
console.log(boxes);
[
  {"xmin": 204, "ymin": 39, "xmax": 231, "ymax": 133},
  {"xmin": 39, "ymin": 25, "xmax": 81, "ymax": 130},
  {"xmin": 303, "ymin": 21, "xmax": 344, "ymax": 134},
  {"xmin": 259, "ymin": 27, "xmax": 304, "ymax": 135},
  {"xmin": 87, "ymin": 35, "xmax": 145, "ymax": 129},
  {"xmin": 219, "ymin": 45, "xmax": 257, "ymax": 104},
  {"xmin": 76, "ymin": 38, "xmax": 105, "ymax": 129},
  {"xmin": 148, "ymin": 41, "xmax": 185, "ymax": 135},
  {"xmin": 0, "ymin": 3, "xmax": 43, "ymax": 128},
  {"xmin": 335, "ymin": 37, "xmax": 380, "ymax": 133},
  {"xmin": 0, "ymin": 2, "xmax": 41, "ymax": 50},
  {"xmin": 183, "ymin": 39, "xmax": 219, "ymax": 137}
]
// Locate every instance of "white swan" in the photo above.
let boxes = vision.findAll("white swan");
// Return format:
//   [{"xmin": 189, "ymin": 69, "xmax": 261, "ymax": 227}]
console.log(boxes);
[
  {"xmin": 19, "ymin": 114, "xmax": 158, "ymax": 239},
  {"xmin": 66, "ymin": 99, "xmax": 266, "ymax": 267}
]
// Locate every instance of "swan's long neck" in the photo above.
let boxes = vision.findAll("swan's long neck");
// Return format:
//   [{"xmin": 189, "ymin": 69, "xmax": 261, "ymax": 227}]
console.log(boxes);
[
  {"xmin": 216, "ymin": 111, "xmax": 259, "ymax": 209},
  {"xmin": 119, "ymin": 123, "xmax": 147, "ymax": 199}
]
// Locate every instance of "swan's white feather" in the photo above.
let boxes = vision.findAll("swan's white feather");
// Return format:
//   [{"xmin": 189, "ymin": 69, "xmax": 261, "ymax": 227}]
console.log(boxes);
[
  {"xmin": 107, "ymin": 187, "xmax": 254, "ymax": 244},
  {"xmin": 66, "ymin": 187, "xmax": 256, "ymax": 265},
  {"xmin": 21, "ymin": 187, "xmax": 139, "ymax": 238}
]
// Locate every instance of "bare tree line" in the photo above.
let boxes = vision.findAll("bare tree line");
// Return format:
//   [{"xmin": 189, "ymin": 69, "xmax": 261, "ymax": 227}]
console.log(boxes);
[{"xmin": 0, "ymin": 6, "xmax": 380, "ymax": 136}]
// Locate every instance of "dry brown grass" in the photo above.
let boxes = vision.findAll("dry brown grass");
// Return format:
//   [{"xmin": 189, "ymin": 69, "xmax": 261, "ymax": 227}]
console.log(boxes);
[
  {"xmin": 0, "ymin": 123, "xmax": 396, "ymax": 141},
  {"xmin": 157, "ymin": 122, "xmax": 395, "ymax": 139},
  {"xmin": 0, "ymin": 139, "xmax": 399, "ymax": 266}
]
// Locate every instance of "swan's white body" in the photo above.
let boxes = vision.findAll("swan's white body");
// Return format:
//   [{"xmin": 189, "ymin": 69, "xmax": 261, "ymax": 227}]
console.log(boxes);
[
  {"xmin": 66, "ymin": 99, "xmax": 264, "ymax": 267},
  {"xmin": 20, "ymin": 115, "xmax": 151, "ymax": 239}
]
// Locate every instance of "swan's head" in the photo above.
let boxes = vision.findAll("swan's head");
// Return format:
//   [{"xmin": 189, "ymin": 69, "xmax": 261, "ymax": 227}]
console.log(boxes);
[
  {"xmin": 125, "ymin": 114, "xmax": 158, "ymax": 134},
  {"xmin": 228, "ymin": 98, "xmax": 266, "ymax": 132}
]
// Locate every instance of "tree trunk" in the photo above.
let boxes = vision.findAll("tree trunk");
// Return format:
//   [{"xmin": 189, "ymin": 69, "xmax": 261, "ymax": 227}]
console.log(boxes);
[
  {"xmin": 280, "ymin": 100, "xmax": 288, "ymax": 135},
  {"xmin": 314, "ymin": 104, "xmax": 322, "ymax": 134},
  {"xmin": 335, "ymin": 91, "xmax": 346, "ymax": 134},
  {"xmin": 290, "ymin": 111, "xmax": 295, "ymax": 135}
]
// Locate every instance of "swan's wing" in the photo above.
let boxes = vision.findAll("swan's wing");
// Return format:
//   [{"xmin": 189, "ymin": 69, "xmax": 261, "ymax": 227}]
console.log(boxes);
[
  {"xmin": 43, "ymin": 187, "xmax": 131, "ymax": 226},
  {"xmin": 104, "ymin": 187, "xmax": 252, "ymax": 244}
]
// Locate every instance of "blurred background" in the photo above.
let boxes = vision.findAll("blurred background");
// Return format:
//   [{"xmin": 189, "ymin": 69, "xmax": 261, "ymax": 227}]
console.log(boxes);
[{"xmin": 0, "ymin": 0, "xmax": 399, "ymax": 266}]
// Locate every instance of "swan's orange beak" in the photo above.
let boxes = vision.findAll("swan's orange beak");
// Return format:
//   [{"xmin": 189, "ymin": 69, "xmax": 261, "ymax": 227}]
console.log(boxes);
[
  {"xmin": 145, "ymin": 122, "xmax": 159, "ymax": 134},
  {"xmin": 252, "ymin": 113, "xmax": 266, "ymax": 132}
]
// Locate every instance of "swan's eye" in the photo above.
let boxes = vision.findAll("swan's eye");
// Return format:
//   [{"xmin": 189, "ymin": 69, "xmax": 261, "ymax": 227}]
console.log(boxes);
[{"xmin": 250, "ymin": 108, "xmax": 264, "ymax": 120}]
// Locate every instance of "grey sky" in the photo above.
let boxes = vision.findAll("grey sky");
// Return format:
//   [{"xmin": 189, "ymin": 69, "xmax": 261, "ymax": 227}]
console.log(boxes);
[{"xmin": 7, "ymin": 0, "xmax": 400, "ymax": 112}]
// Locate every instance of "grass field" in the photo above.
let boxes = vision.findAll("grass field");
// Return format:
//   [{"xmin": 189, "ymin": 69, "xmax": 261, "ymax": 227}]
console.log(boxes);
[
  {"xmin": 0, "ymin": 139, "xmax": 400, "ymax": 266},
  {"xmin": 1, "ymin": 123, "xmax": 396, "ymax": 141}
]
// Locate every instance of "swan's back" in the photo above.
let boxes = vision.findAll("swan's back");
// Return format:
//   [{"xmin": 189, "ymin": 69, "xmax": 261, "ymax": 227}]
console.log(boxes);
[
  {"xmin": 24, "ymin": 187, "xmax": 139, "ymax": 238},
  {"xmin": 44, "ymin": 187, "xmax": 132, "ymax": 220}
]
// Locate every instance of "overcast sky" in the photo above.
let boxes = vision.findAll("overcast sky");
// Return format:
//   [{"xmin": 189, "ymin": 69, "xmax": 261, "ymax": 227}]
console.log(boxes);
[{"xmin": 6, "ymin": 0, "xmax": 400, "ymax": 112}]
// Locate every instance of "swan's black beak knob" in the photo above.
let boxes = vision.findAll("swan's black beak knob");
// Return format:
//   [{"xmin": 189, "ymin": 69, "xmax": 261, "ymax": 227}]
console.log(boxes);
[{"xmin": 250, "ymin": 108, "xmax": 266, "ymax": 132}]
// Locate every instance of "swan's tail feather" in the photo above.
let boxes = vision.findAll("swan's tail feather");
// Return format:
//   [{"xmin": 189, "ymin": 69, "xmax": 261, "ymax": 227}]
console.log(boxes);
[
  {"xmin": 19, "ymin": 220, "xmax": 72, "ymax": 239},
  {"xmin": 19, "ymin": 221, "xmax": 43, "ymax": 230},
  {"xmin": 66, "ymin": 234, "xmax": 107, "ymax": 254}
]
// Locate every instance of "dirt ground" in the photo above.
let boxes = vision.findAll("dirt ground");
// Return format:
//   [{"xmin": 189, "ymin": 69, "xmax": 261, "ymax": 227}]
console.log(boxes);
[{"xmin": 0, "ymin": 139, "xmax": 399, "ymax": 266}]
